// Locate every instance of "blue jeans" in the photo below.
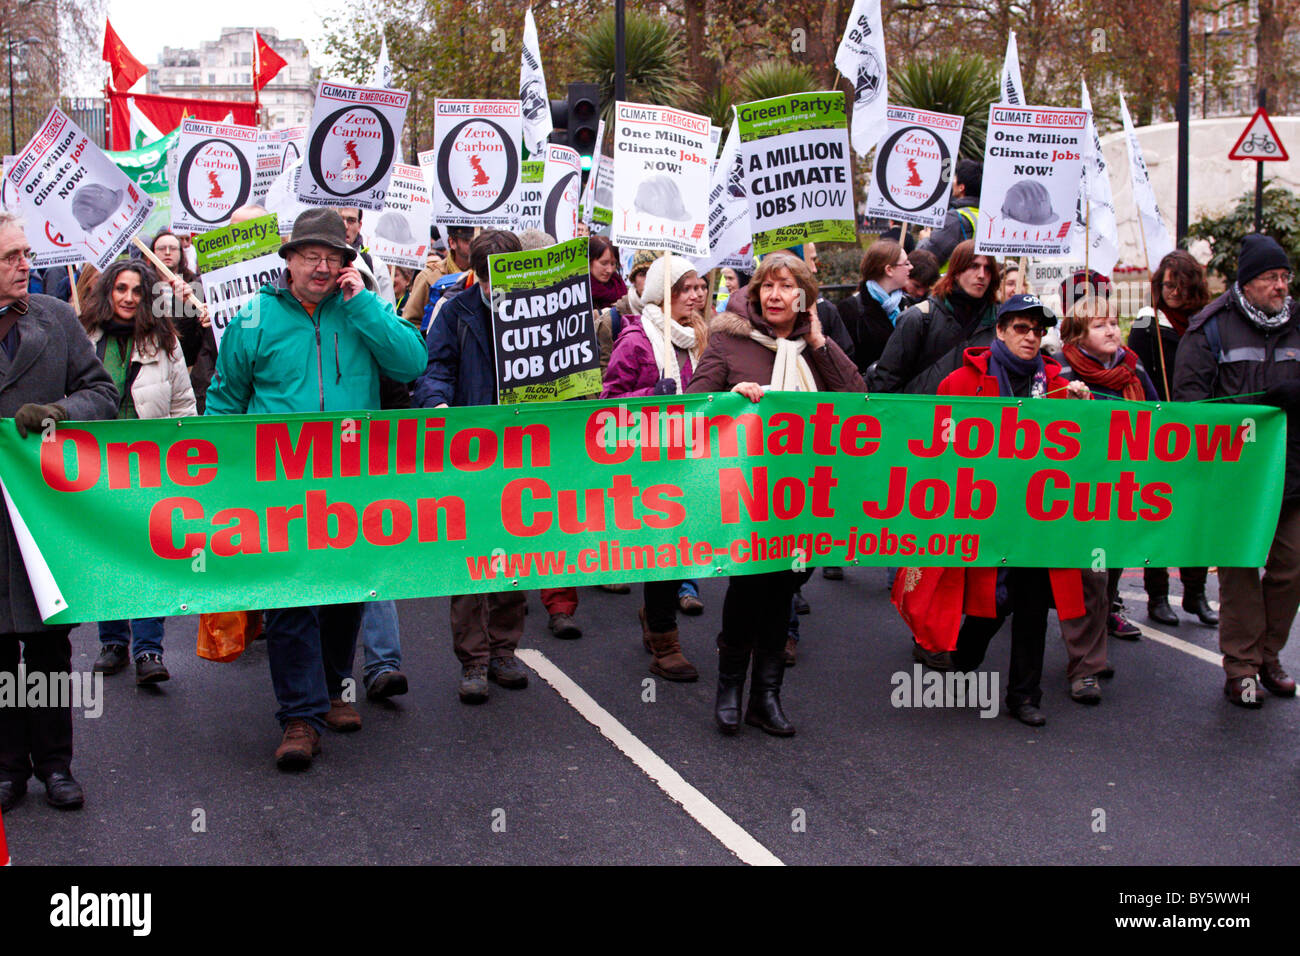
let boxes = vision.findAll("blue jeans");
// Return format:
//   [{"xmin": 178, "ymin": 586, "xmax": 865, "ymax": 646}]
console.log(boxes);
[
  {"xmin": 678, "ymin": 580, "xmax": 700, "ymax": 599},
  {"xmin": 361, "ymin": 599, "xmax": 402, "ymax": 686},
  {"xmin": 99, "ymin": 618, "xmax": 165, "ymax": 658},
  {"xmin": 264, "ymin": 604, "xmax": 362, "ymax": 731}
]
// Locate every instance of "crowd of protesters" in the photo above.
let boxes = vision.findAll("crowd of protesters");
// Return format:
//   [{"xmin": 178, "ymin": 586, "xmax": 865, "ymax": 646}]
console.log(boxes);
[{"xmin": 1, "ymin": 151, "xmax": 1298, "ymax": 808}]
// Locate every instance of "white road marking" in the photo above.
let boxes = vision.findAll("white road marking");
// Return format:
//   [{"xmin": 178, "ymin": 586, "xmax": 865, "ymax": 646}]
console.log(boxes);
[
  {"xmin": 516, "ymin": 648, "xmax": 784, "ymax": 867},
  {"xmin": 1118, "ymin": 589, "xmax": 1223, "ymax": 666}
]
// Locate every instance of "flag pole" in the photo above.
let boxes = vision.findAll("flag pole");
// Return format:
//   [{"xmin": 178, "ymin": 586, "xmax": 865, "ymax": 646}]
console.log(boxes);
[{"xmin": 252, "ymin": 31, "xmax": 260, "ymax": 126}]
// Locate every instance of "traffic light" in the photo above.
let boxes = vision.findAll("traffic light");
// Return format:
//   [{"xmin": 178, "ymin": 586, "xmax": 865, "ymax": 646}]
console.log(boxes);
[
  {"xmin": 548, "ymin": 83, "xmax": 601, "ymax": 161},
  {"xmin": 567, "ymin": 82, "xmax": 600, "ymax": 161}
]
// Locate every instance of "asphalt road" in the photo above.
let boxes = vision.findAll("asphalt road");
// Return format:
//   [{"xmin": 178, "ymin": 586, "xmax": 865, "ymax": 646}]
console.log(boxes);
[{"xmin": 4, "ymin": 566, "xmax": 1296, "ymax": 866}]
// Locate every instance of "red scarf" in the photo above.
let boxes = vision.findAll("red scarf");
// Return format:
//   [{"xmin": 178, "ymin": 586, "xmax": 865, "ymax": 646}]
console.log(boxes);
[
  {"xmin": 1160, "ymin": 305, "xmax": 1193, "ymax": 337},
  {"xmin": 1061, "ymin": 344, "xmax": 1146, "ymax": 401}
]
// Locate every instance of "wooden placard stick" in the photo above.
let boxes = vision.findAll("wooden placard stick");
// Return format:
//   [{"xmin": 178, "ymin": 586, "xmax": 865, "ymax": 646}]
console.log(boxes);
[{"xmin": 131, "ymin": 236, "xmax": 205, "ymax": 314}]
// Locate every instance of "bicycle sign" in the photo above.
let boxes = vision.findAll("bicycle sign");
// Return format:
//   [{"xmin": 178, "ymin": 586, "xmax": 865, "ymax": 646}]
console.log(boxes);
[{"xmin": 1229, "ymin": 107, "xmax": 1289, "ymax": 162}]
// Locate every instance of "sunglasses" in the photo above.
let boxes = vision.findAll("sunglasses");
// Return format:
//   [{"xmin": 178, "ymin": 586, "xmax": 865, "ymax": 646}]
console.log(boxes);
[{"xmin": 1009, "ymin": 322, "xmax": 1047, "ymax": 338}]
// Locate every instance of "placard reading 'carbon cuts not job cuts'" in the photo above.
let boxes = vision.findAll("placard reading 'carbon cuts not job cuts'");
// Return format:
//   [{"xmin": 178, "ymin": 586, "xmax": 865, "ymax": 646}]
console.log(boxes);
[{"xmin": 489, "ymin": 237, "xmax": 599, "ymax": 405}]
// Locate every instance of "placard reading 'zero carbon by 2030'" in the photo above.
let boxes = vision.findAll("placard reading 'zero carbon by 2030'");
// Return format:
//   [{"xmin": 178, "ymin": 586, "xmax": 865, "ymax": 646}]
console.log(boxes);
[
  {"xmin": 488, "ymin": 237, "xmax": 599, "ymax": 404},
  {"xmin": 865, "ymin": 106, "xmax": 964, "ymax": 228},
  {"xmin": 297, "ymin": 81, "xmax": 410, "ymax": 211},
  {"xmin": 426, "ymin": 99, "xmax": 522, "ymax": 229},
  {"xmin": 170, "ymin": 118, "xmax": 258, "ymax": 232}
]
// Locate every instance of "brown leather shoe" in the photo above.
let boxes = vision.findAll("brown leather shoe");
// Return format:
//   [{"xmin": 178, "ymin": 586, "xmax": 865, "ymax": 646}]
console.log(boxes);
[
  {"xmin": 324, "ymin": 699, "xmax": 362, "ymax": 732},
  {"xmin": 275, "ymin": 719, "xmax": 321, "ymax": 770},
  {"xmin": 647, "ymin": 628, "xmax": 698, "ymax": 681},
  {"xmin": 1224, "ymin": 676, "xmax": 1264, "ymax": 709},
  {"xmin": 1261, "ymin": 661, "xmax": 1297, "ymax": 697}
]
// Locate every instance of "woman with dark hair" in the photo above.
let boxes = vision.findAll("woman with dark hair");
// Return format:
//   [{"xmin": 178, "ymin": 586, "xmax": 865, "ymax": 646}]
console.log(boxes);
[
  {"xmin": 687, "ymin": 252, "xmax": 865, "ymax": 737},
  {"xmin": 837, "ymin": 238, "xmax": 912, "ymax": 374},
  {"xmin": 588, "ymin": 235, "xmax": 627, "ymax": 310},
  {"xmin": 151, "ymin": 229, "xmax": 217, "ymax": 412},
  {"xmin": 1128, "ymin": 250, "xmax": 1217, "ymax": 627},
  {"xmin": 866, "ymin": 239, "xmax": 1000, "ymax": 394},
  {"xmin": 85, "ymin": 260, "xmax": 197, "ymax": 685}
]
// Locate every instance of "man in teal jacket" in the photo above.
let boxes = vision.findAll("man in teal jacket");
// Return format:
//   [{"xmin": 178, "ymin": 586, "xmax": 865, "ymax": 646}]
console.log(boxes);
[{"xmin": 207, "ymin": 207, "xmax": 426, "ymax": 770}]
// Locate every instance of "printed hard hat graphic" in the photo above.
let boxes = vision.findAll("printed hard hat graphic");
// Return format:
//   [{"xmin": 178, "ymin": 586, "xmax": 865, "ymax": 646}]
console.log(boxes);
[
  {"xmin": 634, "ymin": 175, "xmax": 690, "ymax": 222},
  {"xmin": 374, "ymin": 211, "xmax": 414, "ymax": 243},
  {"xmin": 1001, "ymin": 179, "xmax": 1055, "ymax": 224},
  {"xmin": 72, "ymin": 185, "xmax": 124, "ymax": 231}
]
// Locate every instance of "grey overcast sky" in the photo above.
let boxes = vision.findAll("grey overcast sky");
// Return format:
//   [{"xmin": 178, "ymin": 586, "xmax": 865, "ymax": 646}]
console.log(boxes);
[{"xmin": 104, "ymin": 0, "xmax": 345, "ymax": 87}]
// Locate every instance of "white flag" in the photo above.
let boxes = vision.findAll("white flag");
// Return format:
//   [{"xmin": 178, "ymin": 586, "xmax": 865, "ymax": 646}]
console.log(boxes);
[
  {"xmin": 834, "ymin": 0, "xmax": 888, "ymax": 156},
  {"xmin": 373, "ymin": 36, "xmax": 393, "ymax": 89},
  {"xmin": 520, "ymin": 8, "xmax": 551, "ymax": 157},
  {"xmin": 1119, "ymin": 91, "xmax": 1174, "ymax": 268},
  {"xmin": 127, "ymin": 97, "xmax": 165, "ymax": 149},
  {"xmin": 999, "ymin": 30, "xmax": 1025, "ymax": 106},
  {"xmin": 1070, "ymin": 80, "xmax": 1119, "ymax": 277}
]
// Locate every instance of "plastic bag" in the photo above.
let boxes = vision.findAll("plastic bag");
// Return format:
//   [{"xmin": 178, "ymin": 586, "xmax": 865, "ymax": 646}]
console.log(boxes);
[{"xmin": 196, "ymin": 610, "xmax": 262, "ymax": 663}]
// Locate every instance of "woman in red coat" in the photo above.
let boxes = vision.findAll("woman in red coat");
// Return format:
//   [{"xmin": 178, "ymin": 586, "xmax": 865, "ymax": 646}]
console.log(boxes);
[{"xmin": 936, "ymin": 294, "xmax": 1091, "ymax": 726}]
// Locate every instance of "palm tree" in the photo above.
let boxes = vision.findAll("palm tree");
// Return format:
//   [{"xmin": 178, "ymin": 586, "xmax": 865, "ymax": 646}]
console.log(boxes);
[
  {"xmin": 690, "ymin": 80, "xmax": 736, "ymax": 130},
  {"xmin": 890, "ymin": 53, "xmax": 999, "ymax": 160},
  {"xmin": 579, "ymin": 10, "xmax": 699, "ymax": 122},
  {"xmin": 735, "ymin": 61, "xmax": 818, "ymax": 104}
]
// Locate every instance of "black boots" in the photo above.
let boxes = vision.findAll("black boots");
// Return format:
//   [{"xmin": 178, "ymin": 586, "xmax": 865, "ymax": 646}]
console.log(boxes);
[
  {"xmin": 715, "ymin": 640, "xmax": 750, "ymax": 735},
  {"xmin": 743, "ymin": 649, "xmax": 796, "ymax": 737}
]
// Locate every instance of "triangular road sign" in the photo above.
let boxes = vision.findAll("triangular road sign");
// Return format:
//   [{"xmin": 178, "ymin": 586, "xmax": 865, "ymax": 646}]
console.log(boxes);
[{"xmin": 1228, "ymin": 107, "xmax": 1289, "ymax": 161}]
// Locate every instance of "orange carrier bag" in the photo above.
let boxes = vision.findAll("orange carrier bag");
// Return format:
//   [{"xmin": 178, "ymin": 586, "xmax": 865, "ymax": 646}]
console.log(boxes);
[{"xmin": 196, "ymin": 611, "xmax": 262, "ymax": 663}]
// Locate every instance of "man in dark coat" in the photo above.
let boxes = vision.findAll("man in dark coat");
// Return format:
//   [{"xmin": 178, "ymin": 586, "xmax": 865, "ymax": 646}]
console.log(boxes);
[
  {"xmin": 1173, "ymin": 233, "xmax": 1300, "ymax": 708},
  {"xmin": 0, "ymin": 214, "xmax": 118, "ymax": 812},
  {"xmin": 413, "ymin": 230, "xmax": 534, "ymax": 705},
  {"xmin": 915, "ymin": 159, "xmax": 982, "ymax": 270}
]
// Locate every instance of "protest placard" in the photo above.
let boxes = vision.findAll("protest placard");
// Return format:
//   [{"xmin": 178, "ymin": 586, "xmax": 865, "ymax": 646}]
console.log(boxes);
[
  {"xmin": 514, "ymin": 153, "xmax": 546, "ymax": 234},
  {"xmin": 170, "ymin": 118, "xmax": 259, "ymax": 232},
  {"xmin": 428, "ymin": 99, "xmax": 522, "ymax": 228},
  {"xmin": 489, "ymin": 237, "xmax": 598, "ymax": 404},
  {"xmin": 541, "ymin": 145, "xmax": 581, "ymax": 243},
  {"xmin": 611, "ymin": 102, "xmax": 711, "ymax": 256},
  {"xmin": 693, "ymin": 117, "xmax": 753, "ymax": 274},
  {"xmin": 264, "ymin": 159, "xmax": 310, "ymax": 234},
  {"xmin": 297, "ymin": 81, "xmax": 409, "ymax": 211},
  {"xmin": 976, "ymin": 104, "xmax": 1088, "ymax": 257},
  {"xmin": 580, "ymin": 118, "xmax": 605, "ymax": 224},
  {"xmin": 192, "ymin": 212, "xmax": 283, "ymax": 348},
  {"xmin": 736, "ymin": 92, "xmax": 855, "ymax": 255},
  {"xmin": 0, "ymin": 395, "xmax": 1281, "ymax": 623},
  {"xmin": 107, "ymin": 130, "xmax": 176, "ymax": 239},
  {"xmin": 253, "ymin": 126, "xmax": 305, "ymax": 204},
  {"xmin": 7, "ymin": 108, "xmax": 153, "ymax": 270},
  {"xmin": 367, "ymin": 163, "xmax": 431, "ymax": 269},
  {"xmin": 589, "ymin": 154, "xmax": 614, "ymax": 237},
  {"xmin": 865, "ymin": 106, "xmax": 964, "ymax": 228}
]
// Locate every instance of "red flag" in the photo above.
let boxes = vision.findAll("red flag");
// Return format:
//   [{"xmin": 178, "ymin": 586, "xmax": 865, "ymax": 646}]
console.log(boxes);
[
  {"xmin": 102, "ymin": 19, "xmax": 147, "ymax": 91},
  {"xmin": 106, "ymin": 91, "xmax": 259, "ymax": 150},
  {"xmin": 254, "ymin": 32, "xmax": 287, "ymax": 91}
]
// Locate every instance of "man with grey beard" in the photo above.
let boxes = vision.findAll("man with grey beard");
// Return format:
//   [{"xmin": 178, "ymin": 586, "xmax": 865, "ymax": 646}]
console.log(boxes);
[{"xmin": 1175, "ymin": 233, "xmax": 1300, "ymax": 709}]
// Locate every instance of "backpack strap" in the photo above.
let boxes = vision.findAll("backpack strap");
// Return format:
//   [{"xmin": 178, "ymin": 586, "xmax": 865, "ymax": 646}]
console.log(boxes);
[
  {"xmin": 1204, "ymin": 314, "xmax": 1222, "ymax": 361},
  {"xmin": 608, "ymin": 306, "xmax": 622, "ymax": 340}
]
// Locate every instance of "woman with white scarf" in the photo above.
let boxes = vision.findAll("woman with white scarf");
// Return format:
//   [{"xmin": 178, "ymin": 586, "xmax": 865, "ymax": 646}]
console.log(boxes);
[
  {"xmin": 601, "ymin": 255, "xmax": 711, "ymax": 680},
  {"xmin": 687, "ymin": 252, "xmax": 865, "ymax": 737}
]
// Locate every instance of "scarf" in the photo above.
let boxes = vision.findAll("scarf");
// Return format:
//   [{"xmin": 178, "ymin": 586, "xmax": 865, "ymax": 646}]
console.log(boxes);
[
  {"xmin": 640, "ymin": 302, "xmax": 699, "ymax": 384},
  {"xmin": 987, "ymin": 339, "xmax": 1048, "ymax": 398},
  {"xmin": 1061, "ymin": 343, "xmax": 1145, "ymax": 401},
  {"xmin": 1159, "ymin": 304, "xmax": 1193, "ymax": 337},
  {"xmin": 748, "ymin": 328, "xmax": 816, "ymax": 392},
  {"xmin": 865, "ymin": 280, "xmax": 904, "ymax": 325},
  {"xmin": 590, "ymin": 272, "xmax": 628, "ymax": 310},
  {"xmin": 946, "ymin": 288, "xmax": 996, "ymax": 337},
  {"xmin": 1233, "ymin": 283, "xmax": 1293, "ymax": 331},
  {"xmin": 102, "ymin": 318, "xmax": 135, "ymax": 338}
]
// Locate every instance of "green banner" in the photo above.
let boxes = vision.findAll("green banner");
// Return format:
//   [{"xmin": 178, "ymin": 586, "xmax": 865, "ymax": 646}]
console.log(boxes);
[
  {"xmin": 194, "ymin": 213, "xmax": 282, "ymax": 272},
  {"xmin": 488, "ymin": 237, "xmax": 600, "ymax": 404},
  {"xmin": 0, "ymin": 394, "xmax": 1282, "ymax": 624},
  {"xmin": 107, "ymin": 130, "xmax": 177, "ymax": 239},
  {"xmin": 736, "ymin": 92, "xmax": 857, "ymax": 253}
]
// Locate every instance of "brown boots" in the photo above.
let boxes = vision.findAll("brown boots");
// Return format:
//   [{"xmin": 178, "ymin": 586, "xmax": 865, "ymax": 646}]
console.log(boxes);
[{"xmin": 639, "ymin": 607, "xmax": 698, "ymax": 681}]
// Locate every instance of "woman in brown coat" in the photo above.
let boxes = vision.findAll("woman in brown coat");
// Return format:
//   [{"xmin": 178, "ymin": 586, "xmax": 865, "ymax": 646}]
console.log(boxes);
[{"xmin": 686, "ymin": 252, "xmax": 865, "ymax": 736}]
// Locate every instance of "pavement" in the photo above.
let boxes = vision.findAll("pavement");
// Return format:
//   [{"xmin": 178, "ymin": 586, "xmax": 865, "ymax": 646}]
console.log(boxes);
[{"xmin": 4, "ymin": 566, "xmax": 1297, "ymax": 866}]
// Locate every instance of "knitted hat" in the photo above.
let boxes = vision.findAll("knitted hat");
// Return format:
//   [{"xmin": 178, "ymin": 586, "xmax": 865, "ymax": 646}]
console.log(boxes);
[
  {"xmin": 641, "ymin": 254, "xmax": 697, "ymax": 306},
  {"xmin": 629, "ymin": 249, "xmax": 658, "ymax": 278},
  {"xmin": 1237, "ymin": 233, "xmax": 1291, "ymax": 286}
]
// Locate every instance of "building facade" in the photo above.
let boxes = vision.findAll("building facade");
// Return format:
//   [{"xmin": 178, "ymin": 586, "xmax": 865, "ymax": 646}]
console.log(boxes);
[{"xmin": 147, "ymin": 27, "xmax": 316, "ymax": 128}]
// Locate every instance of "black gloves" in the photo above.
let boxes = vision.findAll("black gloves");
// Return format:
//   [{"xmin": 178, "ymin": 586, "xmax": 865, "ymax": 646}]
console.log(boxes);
[
  {"xmin": 13, "ymin": 403, "xmax": 66, "ymax": 438},
  {"xmin": 1264, "ymin": 380, "xmax": 1300, "ymax": 410},
  {"xmin": 652, "ymin": 378, "xmax": 678, "ymax": 396}
]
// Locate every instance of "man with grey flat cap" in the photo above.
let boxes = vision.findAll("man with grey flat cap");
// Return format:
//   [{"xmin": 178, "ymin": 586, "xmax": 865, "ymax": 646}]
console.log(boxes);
[{"xmin": 207, "ymin": 207, "xmax": 426, "ymax": 770}]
